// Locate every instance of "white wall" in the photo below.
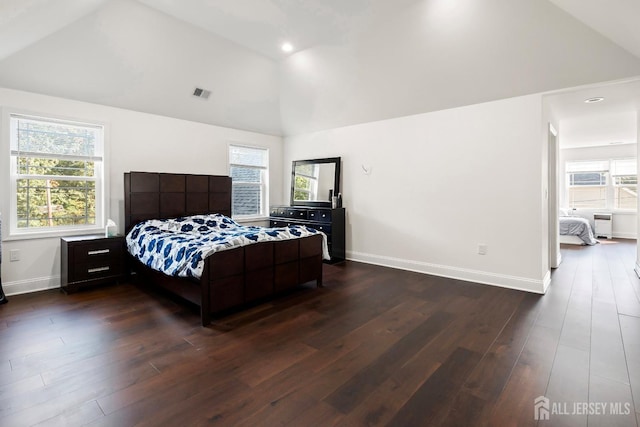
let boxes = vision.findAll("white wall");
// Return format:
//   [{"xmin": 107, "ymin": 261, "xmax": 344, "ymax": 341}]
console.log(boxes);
[
  {"xmin": 559, "ymin": 143, "xmax": 638, "ymax": 239},
  {"xmin": 285, "ymin": 94, "xmax": 548, "ymax": 293},
  {"xmin": 636, "ymin": 112, "xmax": 640, "ymax": 275},
  {"xmin": 0, "ymin": 87, "xmax": 283, "ymax": 295}
]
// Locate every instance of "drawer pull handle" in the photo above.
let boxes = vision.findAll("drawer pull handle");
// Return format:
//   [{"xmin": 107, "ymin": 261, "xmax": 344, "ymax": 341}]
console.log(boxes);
[
  {"xmin": 88, "ymin": 249, "xmax": 110, "ymax": 256},
  {"xmin": 88, "ymin": 266, "xmax": 110, "ymax": 274}
]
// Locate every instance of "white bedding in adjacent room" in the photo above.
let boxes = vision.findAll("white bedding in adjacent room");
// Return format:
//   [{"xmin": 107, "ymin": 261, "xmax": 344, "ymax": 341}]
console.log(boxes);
[{"xmin": 559, "ymin": 214, "xmax": 598, "ymax": 245}]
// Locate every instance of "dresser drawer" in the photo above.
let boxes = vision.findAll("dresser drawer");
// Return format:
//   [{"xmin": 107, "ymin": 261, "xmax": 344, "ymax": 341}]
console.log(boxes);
[
  {"xmin": 270, "ymin": 207, "xmax": 287, "ymax": 217},
  {"xmin": 307, "ymin": 210, "xmax": 331, "ymax": 223},
  {"xmin": 270, "ymin": 219, "xmax": 290, "ymax": 228},
  {"xmin": 312, "ymin": 223, "xmax": 331, "ymax": 235},
  {"xmin": 286, "ymin": 208, "xmax": 308, "ymax": 220}
]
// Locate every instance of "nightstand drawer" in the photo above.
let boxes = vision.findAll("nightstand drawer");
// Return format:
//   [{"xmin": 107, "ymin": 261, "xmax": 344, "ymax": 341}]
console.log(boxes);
[
  {"xmin": 74, "ymin": 239, "xmax": 123, "ymax": 262},
  {"xmin": 72, "ymin": 260, "xmax": 123, "ymax": 281}
]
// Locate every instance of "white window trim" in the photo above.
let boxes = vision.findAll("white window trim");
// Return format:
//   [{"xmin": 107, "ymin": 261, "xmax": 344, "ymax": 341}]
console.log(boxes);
[
  {"xmin": 228, "ymin": 143, "xmax": 269, "ymax": 220},
  {"xmin": 565, "ymin": 158, "xmax": 637, "ymax": 213},
  {"xmin": 2, "ymin": 108, "xmax": 109, "ymax": 241}
]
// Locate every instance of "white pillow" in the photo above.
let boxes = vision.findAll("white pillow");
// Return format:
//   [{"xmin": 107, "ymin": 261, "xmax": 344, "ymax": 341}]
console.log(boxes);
[{"xmin": 559, "ymin": 208, "xmax": 570, "ymax": 216}]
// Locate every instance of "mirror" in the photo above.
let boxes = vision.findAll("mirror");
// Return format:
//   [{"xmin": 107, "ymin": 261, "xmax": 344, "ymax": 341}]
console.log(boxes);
[{"xmin": 291, "ymin": 157, "xmax": 341, "ymax": 207}]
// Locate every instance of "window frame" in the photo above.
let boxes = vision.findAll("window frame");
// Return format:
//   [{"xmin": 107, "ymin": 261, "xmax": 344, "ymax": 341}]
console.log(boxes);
[
  {"xmin": 613, "ymin": 176, "xmax": 638, "ymax": 210},
  {"xmin": 565, "ymin": 158, "xmax": 637, "ymax": 212},
  {"xmin": 566, "ymin": 170, "xmax": 608, "ymax": 210},
  {"xmin": 610, "ymin": 158, "xmax": 638, "ymax": 210},
  {"xmin": 228, "ymin": 143, "xmax": 269, "ymax": 220},
  {"xmin": 2, "ymin": 109, "xmax": 108, "ymax": 240}
]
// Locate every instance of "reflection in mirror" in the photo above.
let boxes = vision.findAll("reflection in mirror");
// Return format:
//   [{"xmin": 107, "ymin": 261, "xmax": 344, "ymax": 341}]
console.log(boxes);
[
  {"xmin": 291, "ymin": 157, "xmax": 341, "ymax": 207},
  {"xmin": 293, "ymin": 163, "xmax": 336, "ymax": 202}
]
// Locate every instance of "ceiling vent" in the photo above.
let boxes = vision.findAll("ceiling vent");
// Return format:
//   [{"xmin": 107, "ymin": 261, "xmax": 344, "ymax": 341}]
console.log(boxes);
[{"xmin": 193, "ymin": 87, "xmax": 211, "ymax": 99}]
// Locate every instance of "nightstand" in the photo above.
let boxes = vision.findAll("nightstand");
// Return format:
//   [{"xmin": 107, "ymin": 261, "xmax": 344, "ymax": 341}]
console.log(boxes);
[{"xmin": 61, "ymin": 235, "xmax": 126, "ymax": 293}]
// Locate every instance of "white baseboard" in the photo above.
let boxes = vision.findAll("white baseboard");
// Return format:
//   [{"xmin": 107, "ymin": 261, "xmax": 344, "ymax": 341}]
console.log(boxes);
[
  {"xmin": 549, "ymin": 252, "xmax": 562, "ymax": 269},
  {"xmin": 346, "ymin": 251, "xmax": 547, "ymax": 294},
  {"xmin": 3, "ymin": 275, "xmax": 60, "ymax": 296},
  {"xmin": 4, "ymin": 251, "xmax": 557, "ymax": 296},
  {"xmin": 613, "ymin": 232, "xmax": 637, "ymax": 239},
  {"xmin": 542, "ymin": 270, "xmax": 551, "ymax": 293}
]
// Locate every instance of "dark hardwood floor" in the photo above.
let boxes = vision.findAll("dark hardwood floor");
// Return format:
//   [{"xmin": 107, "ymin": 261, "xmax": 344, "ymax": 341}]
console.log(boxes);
[{"xmin": 1, "ymin": 239, "xmax": 639, "ymax": 426}]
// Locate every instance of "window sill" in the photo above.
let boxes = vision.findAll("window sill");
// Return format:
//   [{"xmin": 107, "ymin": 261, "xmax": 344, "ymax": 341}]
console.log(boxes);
[
  {"xmin": 569, "ymin": 209, "xmax": 637, "ymax": 216},
  {"xmin": 610, "ymin": 210, "xmax": 638, "ymax": 215},
  {"xmin": 233, "ymin": 216, "xmax": 270, "ymax": 224},
  {"xmin": 5, "ymin": 226, "xmax": 106, "ymax": 242}
]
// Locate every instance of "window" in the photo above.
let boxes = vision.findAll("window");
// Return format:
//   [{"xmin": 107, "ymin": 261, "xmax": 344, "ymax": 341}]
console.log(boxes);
[
  {"xmin": 611, "ymin": 159, "xmax": 638, "ymax": 209},
  {"xmin": 566, "ymin": 160, "xmax": 608, "ymax": 209},
  {"xmin": 9, "ymin": 114, "xmax": 104, "ymax": 236},
  {"xmin": 566, "ymin": 159, "xmax": 636, "ymax": 211},
  {"xmin": 229, "ymin": 145, "xmax": 268, "ymax": 217}
]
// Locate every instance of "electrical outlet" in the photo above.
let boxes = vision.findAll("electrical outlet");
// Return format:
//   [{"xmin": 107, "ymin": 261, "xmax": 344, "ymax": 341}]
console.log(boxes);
[
  {"xmin": 478, "ymin": 244, "xmax": 487, "ymax": 255},
  {"xmin": 10, "ymin": 249, "xmax": 20, "ymax": 261}
]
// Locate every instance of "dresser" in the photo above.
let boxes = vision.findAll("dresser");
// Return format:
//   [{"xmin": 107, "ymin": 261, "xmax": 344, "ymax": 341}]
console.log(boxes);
[
  {"xmin": 60, "ymin": 235, "xmax": 126, "ymax": 293},
  {"xmin": 270, "ymin": 206, "xmax": 345, "ymax": 263}
]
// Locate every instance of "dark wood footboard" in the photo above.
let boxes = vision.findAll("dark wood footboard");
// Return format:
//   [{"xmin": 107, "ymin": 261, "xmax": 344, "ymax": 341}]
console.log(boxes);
[
  {"xmin": 200, "ymin": 234, "xmax": 323, "ymax": 326},
  {"xmin": 130, "ymin": 234, "xmax": 324, "ymax": 326}
]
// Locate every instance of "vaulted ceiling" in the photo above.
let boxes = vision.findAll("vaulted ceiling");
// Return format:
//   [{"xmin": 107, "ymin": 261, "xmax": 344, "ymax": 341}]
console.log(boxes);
[{"xmin": 0, "ymin": 0, "xmax": 639, "ymax": 137}]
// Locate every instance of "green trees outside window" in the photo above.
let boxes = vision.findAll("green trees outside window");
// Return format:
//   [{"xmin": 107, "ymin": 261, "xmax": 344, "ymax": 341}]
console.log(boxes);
[{"xmin": 10, "ymin": 115, "xmax": 103, "ymax": 231}]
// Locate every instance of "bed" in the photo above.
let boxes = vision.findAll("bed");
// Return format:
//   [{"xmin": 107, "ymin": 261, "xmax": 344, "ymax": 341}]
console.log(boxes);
[
  {"xmin": 124, "ymin": 171, "xmax": 327, "ymax": 326},
  {"xmin": 559, "ymin": 213, "xmax": 598, "ymax": 245}
]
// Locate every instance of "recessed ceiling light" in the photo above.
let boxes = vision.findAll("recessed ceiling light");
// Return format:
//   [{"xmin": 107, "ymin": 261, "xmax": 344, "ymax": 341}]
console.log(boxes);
[
  {"xmin": 281, "ymin": 42, "xmax": 293, "ymax": 53},
  {"xmin": 584, "ymin": 97, "xmax": 604, "ymax": 103}
]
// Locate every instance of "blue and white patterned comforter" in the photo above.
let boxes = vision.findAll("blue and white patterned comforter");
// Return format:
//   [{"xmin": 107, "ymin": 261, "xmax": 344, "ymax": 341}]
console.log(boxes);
[{"xmin": 126, "ymin": 214, "xmax": 330, "ymax": 279}]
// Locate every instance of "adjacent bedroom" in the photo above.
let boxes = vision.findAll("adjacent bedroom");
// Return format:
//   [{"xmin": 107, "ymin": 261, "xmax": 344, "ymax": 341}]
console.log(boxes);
[{"xmin": 554, "ymin": 104, "xmax": 638, "ymax": 248}]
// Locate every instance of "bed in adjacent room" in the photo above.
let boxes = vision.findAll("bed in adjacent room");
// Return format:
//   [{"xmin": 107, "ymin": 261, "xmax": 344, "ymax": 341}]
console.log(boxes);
[
  {"xmin": 124, "ymin": 171, "xmax": 329, "ymax": 325},
  {"xmin": 559, "ymin": 209, "xmax": 598, "ymax": 245}
]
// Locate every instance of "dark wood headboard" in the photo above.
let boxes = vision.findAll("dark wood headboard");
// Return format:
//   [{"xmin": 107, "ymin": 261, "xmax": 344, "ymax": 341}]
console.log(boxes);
[{"xmin": 124, "ymin": 172, "xmax": 232, "ymax": 233}]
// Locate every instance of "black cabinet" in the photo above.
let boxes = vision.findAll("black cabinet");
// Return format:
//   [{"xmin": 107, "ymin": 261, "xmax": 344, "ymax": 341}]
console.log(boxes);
[
  {"xmin": 270, "ymin": 206, "xmax": 345, "ymax": 263},
  {"xmin": 61, "ymin": 235, "xmax": 126, "ymax": 293}
]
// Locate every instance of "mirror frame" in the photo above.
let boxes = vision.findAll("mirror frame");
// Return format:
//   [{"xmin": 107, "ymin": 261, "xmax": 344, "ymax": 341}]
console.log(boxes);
[{"xmin": 290, "ymin": 157, "xmax": 341, "ymax": 207}]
